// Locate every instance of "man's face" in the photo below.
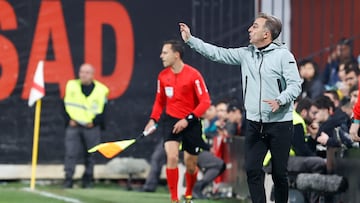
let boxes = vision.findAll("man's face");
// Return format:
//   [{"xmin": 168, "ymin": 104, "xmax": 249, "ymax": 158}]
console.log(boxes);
[
  {"xmin": 215, "ymin": 103, "xmax": 228, "ymax": 120},
  {"xmin": 160, "ymin": 44, "xmax": 178, "ymax": 68},
  {"xmin": 309, "ymin": 105, "xmax": 318, "ymax": 122},
  {"xmin": 79, "ymin": 64, "xmax": 94, "ymax": 85},
  {"xmin": 345, "ymin": 71, "xmax": 358, "ymax": 88},
  {"xmin": 338, "ymin": 44, "xmax": 352, "ymax": 61},
  {"xmin": 350, "ymin": 90, "xmax": 359, "ymax": 107},
  {"xmin": 248, "ymin": 17, "xmax": 268, "ymax": 46},
  {"xmin": 203, "ymin": 105, "xmax": 216, "ymax": 120},
  {"xmin": 300, "ymin": 109, "xmax": 313, "ymax": 125},
  {"xmin": 323, "ymin": 92, "xmax": 339, "ymax": 107},
  {"xmin": 300, "ymin": 62, "xmax": 316, "ymax": 80},
  {"xmin": 311, "ymin": 105, "xmax": 330, "ymax": 123},
  {"xmin": 227, "ymin": 110, "xmax": 241, "ymax": 123},
  {"xmin": 337, "ymin": 64, "xmax": 346, "ymax": 81}
]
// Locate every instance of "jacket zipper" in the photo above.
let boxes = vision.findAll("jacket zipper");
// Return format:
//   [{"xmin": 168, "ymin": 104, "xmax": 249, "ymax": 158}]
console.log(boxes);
[
  {"xmin": 244, "ymin": 76, "xmax": 248, "ymax": 105},
  {"xmin": 259, "ymin": 52, "xmax": 264, "ymax": 132}
]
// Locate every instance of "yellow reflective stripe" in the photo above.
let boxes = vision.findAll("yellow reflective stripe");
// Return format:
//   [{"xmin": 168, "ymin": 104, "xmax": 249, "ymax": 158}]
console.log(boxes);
[
  {"xmin": 289, "ymin": 148, "xmax": 296, "ymax": 156},
  {"xmin": 263, "ymin": 148, "xmax": 296, "ymax": 166},
  {"xmin": 263, "ymin": 151, "xmax": 272, "ymax": 166},
  {"xmin": 64, "ymin": 102, "xmax": 87, "ymax": 110}
]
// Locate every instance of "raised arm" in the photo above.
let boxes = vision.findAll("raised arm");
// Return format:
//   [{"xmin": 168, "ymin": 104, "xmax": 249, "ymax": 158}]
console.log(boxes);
[
  {"xmin": 179, "ymin": 23, "xmax": 243, "ymax": 65},
  {"xmin": 179, "ymin": 23, "xmax": 191, "ymax": 42}
]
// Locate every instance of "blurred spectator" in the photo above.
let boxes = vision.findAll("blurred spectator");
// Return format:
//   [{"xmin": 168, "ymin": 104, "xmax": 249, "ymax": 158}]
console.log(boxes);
[
  {"xmin": 214, "ymin": 101, "xmax": 229, "ymax": 131},
  {"xmin": 343, "ymin": 61, "xmax": 360, "ymax": 90},
  {"xmin": 225, "ymin": 103, "xmax": 243, "ymax": 136},
  {"xmin": 298, "ymin": 59, "xmax": 325, "ymax": 99},
  {"xmin": 341, "ymin": 98, "xmax": 353, "ymax": 118},
  {"xmin": 339, "ymin": 85, "xmax": 357, "ymax": 128},
  {"xmin": 203, "ymin": 105, "xmax": 217, "ymax": 139},
  {"xmin": 288, "ymin": 98, "xmax": 327, "ymax": 203},
  {"xmin": 349, "ymin": 85, "xmax": 359, "ymax": 108},
  {"xmin": 291, "ymin": 98, "xmax": 317, "ymax": 156},
  {"xmin": 193, "ymin": 151, "xmax": 226, "ymax": 199},
  {"xmin": 309, "ymin": 96, "xmax": 353, "ymax": 149},
  {"xmin": 322, "ymin": 38, "xmax": 357, "ymax": 88},
  {"xmin": 140, "ymin": 135, "xmax": 166, "ymax": 192},
  {"xmin": 210, "ymin": 101, "xmax": 231, "ymax": 190},
  {"xmin": 323, "ymin": 90, "xmax": 341, "ymax": 108},
  {"xmin": 335, "ymin": 61, "xmax": 350, "ymax": 99}
]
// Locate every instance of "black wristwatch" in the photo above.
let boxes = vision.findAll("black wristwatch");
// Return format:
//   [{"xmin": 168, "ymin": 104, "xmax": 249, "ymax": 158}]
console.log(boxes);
[
  {"xmin": 185, "ymin": 113, "xmax": 197, "ymax": 124},
  {"xmin": 275, "ymin": 99, "xmax": 282, "ymax": 106}
]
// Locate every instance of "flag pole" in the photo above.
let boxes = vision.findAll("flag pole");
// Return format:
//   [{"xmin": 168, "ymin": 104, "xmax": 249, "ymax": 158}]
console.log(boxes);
[{"xmin": 30, "ymin": 99, "xmax": 42, "ymax": 190}]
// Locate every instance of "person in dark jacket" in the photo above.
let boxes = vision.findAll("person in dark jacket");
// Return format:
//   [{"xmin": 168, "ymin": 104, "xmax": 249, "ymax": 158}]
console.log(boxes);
[
  {"xmin": 298, "ymin": 59, "xmax": 325, "ymax": 100},
  {"xmin": 322, "ymin": 38, "xmax": 357, "ymax": 88},
  {"xmin": 308, "ymin": 95, "xmax": 353, "ymax": 149}
]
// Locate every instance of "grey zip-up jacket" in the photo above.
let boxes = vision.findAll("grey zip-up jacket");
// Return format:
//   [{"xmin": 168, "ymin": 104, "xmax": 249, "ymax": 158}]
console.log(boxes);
[{"xmin": 187, "ymin": 36, "xmax": 302, "ymax": 123}]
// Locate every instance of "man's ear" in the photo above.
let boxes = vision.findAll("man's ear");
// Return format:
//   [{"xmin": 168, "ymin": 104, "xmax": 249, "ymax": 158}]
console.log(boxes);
[
  {"xmin": 300, "ymin": 109, "xmax": 307, "ymax": 118},
  {"xmin": 175, "ymin": 51, "xmax": 180, "ymax": 59},
  {"xmin": 263, "ymin": 32, "xmax": 268, "ymax": 39}
]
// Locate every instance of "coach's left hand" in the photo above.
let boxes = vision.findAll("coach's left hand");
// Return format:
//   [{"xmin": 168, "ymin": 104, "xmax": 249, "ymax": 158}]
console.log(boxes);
[
  {"xmin": 263, "ymin": 99, "xmax": 280, "ymax": 112},
  {"xmin": 173, "ymin": 119, "xmax": 188, "ymax": 134}
]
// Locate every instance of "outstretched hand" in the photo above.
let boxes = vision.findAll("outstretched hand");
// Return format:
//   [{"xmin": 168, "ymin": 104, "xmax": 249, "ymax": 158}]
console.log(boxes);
[{"xmin": 179, "ymin": 23, "xmax": 191, "ymax": 42}]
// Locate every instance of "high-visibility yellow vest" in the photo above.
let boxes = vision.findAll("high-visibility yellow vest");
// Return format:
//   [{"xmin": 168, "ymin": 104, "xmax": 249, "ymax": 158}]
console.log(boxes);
[
  {"xmin": 293, "ymin": 111, "xmax": 307, "ymax": 135},
  {"xmin": 263, "ymin": 111, "xmax": 306, "ymax": 166},
  {"xmin": 64, "ymin": 79, "xmax": 109, "ymax": 125}
]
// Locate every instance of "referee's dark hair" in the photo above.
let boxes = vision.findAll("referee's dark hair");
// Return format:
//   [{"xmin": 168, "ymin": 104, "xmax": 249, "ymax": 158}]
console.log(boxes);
[{"xmin": 163, "ymin": 39, "xmax": 185, "ymax": 59}]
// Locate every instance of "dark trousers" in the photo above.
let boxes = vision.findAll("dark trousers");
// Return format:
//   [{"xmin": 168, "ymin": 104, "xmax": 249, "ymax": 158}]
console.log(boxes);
[
  {"xmin": 64, "ymin": 126, "xmax": 100, "ymax": 179},
  {"xmin": 143, "ymin": 139, "xmax": 166, "ymax": 191},
  {"xmin": 245, "ymin": 120, "xmax": 292, "ymax": 203},
  {"xmin": 195, "ymin": 150, "xmax": 225, "ymax": 189}
]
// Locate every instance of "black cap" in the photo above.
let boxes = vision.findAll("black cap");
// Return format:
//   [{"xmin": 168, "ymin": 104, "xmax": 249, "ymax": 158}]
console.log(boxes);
[{"xmin": 227, "ymin": 104, "xmax": 240, "ymax": 112}]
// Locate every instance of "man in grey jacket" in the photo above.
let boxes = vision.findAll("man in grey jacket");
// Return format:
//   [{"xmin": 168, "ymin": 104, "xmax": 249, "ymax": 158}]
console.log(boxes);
[{"xmin": 179, "ymin": 13, "xmax": 302, "ymax": 203}]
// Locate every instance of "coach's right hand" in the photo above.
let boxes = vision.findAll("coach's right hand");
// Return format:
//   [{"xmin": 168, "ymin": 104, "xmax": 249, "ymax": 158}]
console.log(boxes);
[{"xmin": 179, "ymin": 23, "xmax": 191, "ymax": 42}]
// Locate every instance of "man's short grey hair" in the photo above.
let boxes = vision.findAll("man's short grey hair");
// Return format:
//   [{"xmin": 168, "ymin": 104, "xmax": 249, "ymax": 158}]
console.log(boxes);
[{"xmin": 258, "ymin": 13, "xmax": 282, "ymax": 40}]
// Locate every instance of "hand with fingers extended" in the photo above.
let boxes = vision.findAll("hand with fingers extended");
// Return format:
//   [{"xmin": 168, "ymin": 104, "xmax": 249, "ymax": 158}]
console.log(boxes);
[
  {"xmin": 172, "ymin": 119, "xmax": 188, "ymax": 134},
  {"xmin": 179, "ymin": 23, "xmax": 192, "ymax": 42},
  {"xmin": 263, "ymin": 99, "xmax": 280, "ymax": 112}
]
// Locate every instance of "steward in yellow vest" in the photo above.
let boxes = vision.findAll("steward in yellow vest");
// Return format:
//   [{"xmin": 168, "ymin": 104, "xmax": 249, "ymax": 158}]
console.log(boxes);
[
  {"xmin": 64, "ymin": 79, "xmax": 109, "ymax": 127},
  {"xmin": 63, "ymin": 64, "xmax": 109, "ymax": 189}
]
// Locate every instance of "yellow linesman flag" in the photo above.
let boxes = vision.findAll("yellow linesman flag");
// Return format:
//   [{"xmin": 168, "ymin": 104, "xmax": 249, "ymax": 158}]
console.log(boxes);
[{"xmin": 88, "ymin": 139, "xmax": 136, "ymax": 158}]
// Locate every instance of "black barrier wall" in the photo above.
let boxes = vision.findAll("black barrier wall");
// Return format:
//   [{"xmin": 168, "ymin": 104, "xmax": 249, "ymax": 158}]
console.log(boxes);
[{"xmin": 0, "ymin": 0, "xmax": 253, "ymax": 164}]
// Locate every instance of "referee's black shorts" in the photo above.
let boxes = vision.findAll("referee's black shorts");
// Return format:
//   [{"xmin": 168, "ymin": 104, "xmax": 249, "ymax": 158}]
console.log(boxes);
[{"xmin": 161, "ymin": 114, "xmax": 209, "ymax": 155}]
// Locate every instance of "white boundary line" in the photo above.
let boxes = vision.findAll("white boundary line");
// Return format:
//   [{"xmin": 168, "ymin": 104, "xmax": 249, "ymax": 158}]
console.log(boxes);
[{"xmin": 22, "ymin": 187, "xmax": 82, "ymax": 203}]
